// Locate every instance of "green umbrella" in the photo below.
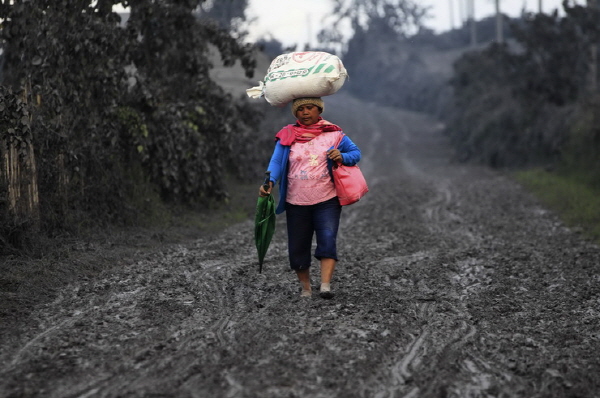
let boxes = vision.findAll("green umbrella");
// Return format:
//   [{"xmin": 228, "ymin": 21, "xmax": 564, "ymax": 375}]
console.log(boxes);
[{"xmin": 255, "ymin": 171, "xmax": 276, "ymax": 273}]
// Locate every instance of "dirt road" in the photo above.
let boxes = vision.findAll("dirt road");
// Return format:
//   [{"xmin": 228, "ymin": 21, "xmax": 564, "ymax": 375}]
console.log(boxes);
[{"xmin": 1, "ymin": 93, "xmax": 599, "ymax": 397}]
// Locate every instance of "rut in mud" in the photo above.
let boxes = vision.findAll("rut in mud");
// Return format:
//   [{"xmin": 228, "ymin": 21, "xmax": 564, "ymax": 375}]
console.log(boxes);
[{"xmin": 1, "ymin": 93, "xmax": 599, "ymax": 397}]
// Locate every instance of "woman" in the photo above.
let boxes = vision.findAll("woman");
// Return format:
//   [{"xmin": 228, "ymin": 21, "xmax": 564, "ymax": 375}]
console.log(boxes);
[{"xmin": 259, "ymin": 97, "xmax": 362, "ymax": 299}]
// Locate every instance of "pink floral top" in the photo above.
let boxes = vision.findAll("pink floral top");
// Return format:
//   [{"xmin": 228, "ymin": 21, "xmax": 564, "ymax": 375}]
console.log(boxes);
[{"xmin": 286, "ymin": 132, "xmax": 340, "ymax": 205}]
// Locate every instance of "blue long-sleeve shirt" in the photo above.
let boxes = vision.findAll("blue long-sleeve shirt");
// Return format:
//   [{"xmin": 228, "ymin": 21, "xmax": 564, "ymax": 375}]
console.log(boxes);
[{"xmin": 267, "ymin": 133, "xmax": 362, "ymax": 214}]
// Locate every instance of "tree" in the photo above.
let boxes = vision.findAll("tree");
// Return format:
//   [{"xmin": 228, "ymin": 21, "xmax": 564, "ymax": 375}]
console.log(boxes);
[
  {"xmin": 512, "ymin": 4, "xmax": 599, "ymax": 105},
  {"xmin": 318, "ymin": 0, "xmax": 428, "ymax": 51},
  {"xmin": 447, "ymin": 1, "xmax": 600, "ymax": 169},
  {"xmin": 124, "ymin": 0, "xmax": 258, "ymax": 203},
  {"xmin": 0, "ymin": 0, "xmax": 262, "ymax": 249},
  {"xmin": 1, "ymin": 0, "xmax": 134, "ymax": 231},
  {"xmin": 199, "ymin": 0, "xmax": 249, "ymax": 31}
]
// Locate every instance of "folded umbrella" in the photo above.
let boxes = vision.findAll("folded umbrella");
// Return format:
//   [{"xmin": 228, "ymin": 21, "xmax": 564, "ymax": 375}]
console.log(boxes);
[{"xmin": 255, "ymin": 171, "xmax": 276, "ymax": 273}]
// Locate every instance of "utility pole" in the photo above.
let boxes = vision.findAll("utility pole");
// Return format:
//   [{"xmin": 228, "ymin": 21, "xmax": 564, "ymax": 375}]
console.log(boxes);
[
  {"xmin": 495, "ymin": 0, "xmax": 503, "ymax": 44},
  {"xmin": 539, "ymin": 0, "xmax": 543, "ymax": 13},
  {"xmin": 468, "ymin": 0, "xmax": 477, "ymax": 47},
  {"xmin": 458, "ymin": 0, "xmax": 465, "ymax": 28},
  {"xmin": 588, "ymin": 0, "xmax": 598, "ymax": 94},
  {"xmin": 449, "ymin": 0, "xmax": 455, "ymax": 30}
]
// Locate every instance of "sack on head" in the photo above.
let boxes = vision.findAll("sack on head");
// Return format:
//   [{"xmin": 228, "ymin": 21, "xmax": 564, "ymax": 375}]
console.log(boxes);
[{"xmin": 246, "ymin": 51, "xmax": 348, "ymax": 107}]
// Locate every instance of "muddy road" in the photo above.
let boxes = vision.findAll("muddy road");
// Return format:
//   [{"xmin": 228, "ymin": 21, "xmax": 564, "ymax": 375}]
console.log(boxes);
[{"xmin": 1, "ymin": 93, "xmax": 599, "ymax": 397}]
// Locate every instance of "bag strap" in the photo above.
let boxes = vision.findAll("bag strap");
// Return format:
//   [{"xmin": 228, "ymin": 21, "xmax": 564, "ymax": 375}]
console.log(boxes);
[
  {"xmin": 334, "ymin": 131, "xmax": 345, "ymax": 149},
  {"xmin": 332, "ymin": 131, "xmax": 346, "ymax": 169}
]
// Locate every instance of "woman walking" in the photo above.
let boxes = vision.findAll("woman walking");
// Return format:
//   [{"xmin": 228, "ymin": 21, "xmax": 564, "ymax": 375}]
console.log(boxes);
[{"xmin": 259, "ymin": 97, "xmax": 362, "ymax": 299}]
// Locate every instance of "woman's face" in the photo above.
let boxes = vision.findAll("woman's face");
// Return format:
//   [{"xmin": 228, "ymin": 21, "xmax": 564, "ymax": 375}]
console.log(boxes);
[{"xmin": 295, "ymin": 104, "xmax": 321, "ymax": 126}]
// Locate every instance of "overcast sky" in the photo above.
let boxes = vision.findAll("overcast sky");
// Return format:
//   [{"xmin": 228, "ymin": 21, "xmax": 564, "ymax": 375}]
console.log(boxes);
[{"xmin": 245, "ymin": 0, "xmax": 580, "ymax": 47}]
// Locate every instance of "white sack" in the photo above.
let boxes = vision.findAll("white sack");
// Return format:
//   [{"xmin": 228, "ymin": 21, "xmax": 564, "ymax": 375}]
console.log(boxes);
[{"xmin": 246, "ymin": 51, "xmax": 348, "ymax": 107}]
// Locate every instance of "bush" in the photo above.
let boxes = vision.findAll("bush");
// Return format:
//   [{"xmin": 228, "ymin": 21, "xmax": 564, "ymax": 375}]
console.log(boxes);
[{"xmin": 0, "ymin": 1, "xmax": 264, "ymax": 251}]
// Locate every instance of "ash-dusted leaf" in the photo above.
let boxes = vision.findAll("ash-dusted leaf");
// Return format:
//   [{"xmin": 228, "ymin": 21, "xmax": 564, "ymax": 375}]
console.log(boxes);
[
  {"xmin": 31, "ymin": 55, "xmax": 43, "ymax": 66},
  {"xmin": 545, "ymin": 368, "xmax": 561, "ymax": 378}
]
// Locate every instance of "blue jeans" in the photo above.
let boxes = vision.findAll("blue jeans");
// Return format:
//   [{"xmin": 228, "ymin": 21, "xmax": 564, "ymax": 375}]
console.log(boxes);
[{"xmin": 285, "ymin": 197, "xmax": 342, "ymax": 270}]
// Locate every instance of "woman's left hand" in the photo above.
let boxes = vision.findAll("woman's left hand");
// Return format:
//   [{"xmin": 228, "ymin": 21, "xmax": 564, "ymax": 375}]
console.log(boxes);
[{"xmin": 327, "ymin": 149, "xmax": 343, "ymax": 163}]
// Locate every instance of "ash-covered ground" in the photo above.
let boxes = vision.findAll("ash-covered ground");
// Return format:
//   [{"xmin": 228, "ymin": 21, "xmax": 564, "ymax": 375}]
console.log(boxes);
[{"xmin": 1, "ymin": 93, "xmax": 599, "ymax": 398}]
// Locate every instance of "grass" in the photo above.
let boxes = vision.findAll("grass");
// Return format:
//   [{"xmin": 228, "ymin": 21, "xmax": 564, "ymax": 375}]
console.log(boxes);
[{"xmin": 515, "ymin": 168, "xmax": 600, "ymax": 243}]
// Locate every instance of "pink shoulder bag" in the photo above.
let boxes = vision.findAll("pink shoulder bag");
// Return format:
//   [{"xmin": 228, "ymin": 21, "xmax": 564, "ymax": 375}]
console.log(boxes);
[{"xmin": 332, "ymin": 133, "xmax": 368, "ymax": 205}]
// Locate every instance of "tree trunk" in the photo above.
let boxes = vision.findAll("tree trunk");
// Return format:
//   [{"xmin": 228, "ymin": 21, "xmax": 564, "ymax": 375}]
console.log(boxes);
[
  {"xmin": 0, "ymin": 86, "xmax": 40, "ymax": 234},
  {"xmin": 1, "ymin": 135, "xmax": 40, "ymax": 231}
]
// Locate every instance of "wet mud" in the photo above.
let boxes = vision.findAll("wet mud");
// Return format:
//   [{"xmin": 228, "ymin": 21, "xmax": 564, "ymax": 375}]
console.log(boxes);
[{"xmin": 1, "ymin": 93, "xmax": 599, "ymax": 397}]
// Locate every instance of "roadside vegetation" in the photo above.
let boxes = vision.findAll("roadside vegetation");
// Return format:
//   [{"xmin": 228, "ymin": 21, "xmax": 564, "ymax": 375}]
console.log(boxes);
[
  {"xmin": 0, "ymin": 0, "xmax": 269, "ymax": 314},
  {"xmin": 515, "ymin": 168, "xmax": 600, "ymax": 242},
  {"xmin": 445, "ymin": 3, "xmax": 600, "ymax": 243},
  {"xmin": 314, "ymin": 1, "xmax": 600, "ymax": 242},
  {"xmin": 0, "ymin": 0, "xmax": 271, "ymax": 256},
  {"xmin": 1, "ymin": 1, "xmax": 599, "ymax": 258}
]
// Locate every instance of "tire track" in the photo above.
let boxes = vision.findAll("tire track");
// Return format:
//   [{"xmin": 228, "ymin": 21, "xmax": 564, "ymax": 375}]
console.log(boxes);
[{"xmin": 3, "ymin": 93, "xmax": 599, "ymax": 397}]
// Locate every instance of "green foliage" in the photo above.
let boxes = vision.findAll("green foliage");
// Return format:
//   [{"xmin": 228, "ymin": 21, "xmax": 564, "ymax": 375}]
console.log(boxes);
[
  {"xmin": 510, "ymin": 9, "xmax": 595, "ymax": 106},
  {"xmin": 123, "ymin": 0, "xmax": 260, "ymax": 204},
  {"xmin": 0, "ymin": 86, "xmax": 31, "ymax": 160},
  {"xmin": 2, "ymin": 1, "xmax": 137, "ymax": 230},
  {"xmin": 448, "ymin": 44, "xmax": 569, "ymax": 166},
  {"xmin": 0, "ymin": 0, "xmax": 263, "ymax": 244},
  {"xmin": 516, "ymin": 168, "xmax": 600, "ymax": 242},
  {"xmin": 447, "ymin": 4, "xmax": 600, "ymax": 169},
  {"xmin": 561, "ymin": 97, "xmax": 600, "ymax": 187}
]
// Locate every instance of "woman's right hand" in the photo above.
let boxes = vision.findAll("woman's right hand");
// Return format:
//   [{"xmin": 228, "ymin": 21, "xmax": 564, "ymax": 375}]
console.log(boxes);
[{"xmin": 259, "ymin": 181, "xmax": 273, "ymax": 197}]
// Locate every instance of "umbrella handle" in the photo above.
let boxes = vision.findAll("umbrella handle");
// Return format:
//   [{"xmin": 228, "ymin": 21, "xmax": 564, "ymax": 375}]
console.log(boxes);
[{"xmin": 263, "ymin": 171, "xmax": 271, "ymax": 191}]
